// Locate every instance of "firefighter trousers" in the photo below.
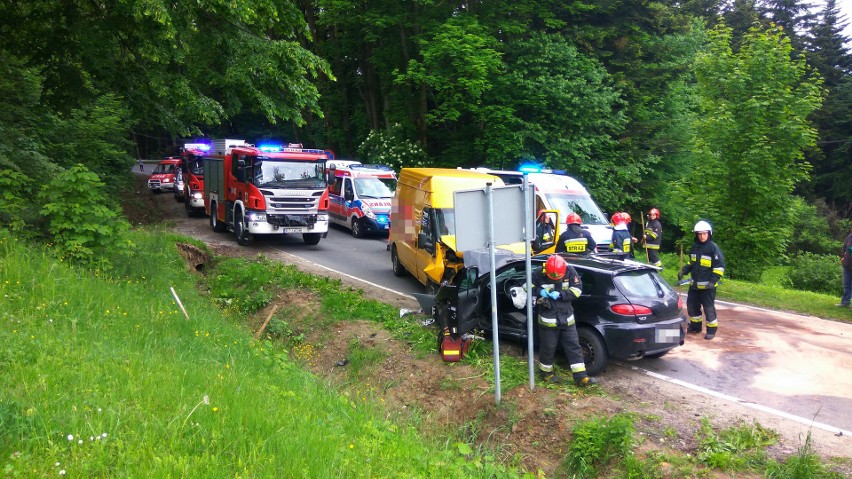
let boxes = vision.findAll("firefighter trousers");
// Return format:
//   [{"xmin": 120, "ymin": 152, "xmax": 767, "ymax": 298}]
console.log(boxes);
[
  {"xmin": 538, "ymin": 323, "xmax": 588, "ymax": 380},
  {"xmin": 686, "ymin": 288, "xmax": 717, "ymax": 333}
]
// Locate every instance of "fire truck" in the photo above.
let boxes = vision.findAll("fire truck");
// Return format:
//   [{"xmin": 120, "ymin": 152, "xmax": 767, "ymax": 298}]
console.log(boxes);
[
  {"xmin": 203, "ymin": 143, "xmax": 333, "ymax": 246},
  {"xmin": 180, "ymin": 139, "xmax": 245, "ymax": 217}
]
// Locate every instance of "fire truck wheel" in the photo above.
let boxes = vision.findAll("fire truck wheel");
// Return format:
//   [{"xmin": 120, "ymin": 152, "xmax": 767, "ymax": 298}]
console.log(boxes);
[
  {"xmin": 235, "ymin": 210, "xmax": 253, "ymax": 246},
  {"xmin": 351, "ymin": 217, "xmax": 364, "ymax": 238},
  {"xmin": 185, "ymin": 199, "xmax": 197, "ymax": 217},
  {"xmin": 303, "ymin": 233, "xmax": 322, "ymax": 245},
  {"xmin": 210, "ymin": 203, "xmax": 227, "ymax": 232},
  {"xmin": 391, "ymin": 244, "xmax": 407, "ymax": 277}
]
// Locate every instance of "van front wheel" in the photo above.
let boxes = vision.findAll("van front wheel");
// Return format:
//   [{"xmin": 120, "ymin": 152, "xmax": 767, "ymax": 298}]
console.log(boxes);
[{"xmin": 391, "ymin": 245, "xmax": 407, "ymax": 277}]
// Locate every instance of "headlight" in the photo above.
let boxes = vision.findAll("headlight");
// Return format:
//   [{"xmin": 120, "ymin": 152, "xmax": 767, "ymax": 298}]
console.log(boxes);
[
  {"xmin": 362, "ymin": 203, "xmax": 376, "ymax": 220},
  {"xmin": 317, "ymin": 213, "xmax": 328, "ymax": 221},
  {"xmin": 247, "ymin": 212, "xmax": 266, "ymax": 222},
  {"xmin": 192, "ymin": 192, "xmax": 203, "ymax": 199}
]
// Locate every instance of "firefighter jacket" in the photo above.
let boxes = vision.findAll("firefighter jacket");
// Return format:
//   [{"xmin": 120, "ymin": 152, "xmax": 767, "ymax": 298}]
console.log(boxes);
[
  {"xmin": 610, "ymin": 227, "xmax": 633, "ymax": 257},
  {"xmin": 681, "ymin": 238, "xmax": 725, "ymax": 290},
  {"xmin": 644, "ymin": 219, "xmax": 662, "ymax": 250},
  {"xmin": 532, "ymin": 265, "xmax": 582, "ymax": 328},
  {"xmin": 536, "ymin": 220, "xmax": 556, "ymax": 244},
  {"xmin": 556, "ymin": 226, "xmax": 597, "ymax": 254}
]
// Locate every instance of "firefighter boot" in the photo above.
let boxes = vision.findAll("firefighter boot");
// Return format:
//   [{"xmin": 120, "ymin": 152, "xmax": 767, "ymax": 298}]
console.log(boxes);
[
  {"xmin": 704, "ymin": 326, "xmax": 717, "ymax": 340},
  {"xmin": 574, "ymin": 376, "xmax": 598, "ymax": 387},
  {"xmin": 538, "ymin": 370, "xmax": 564, "ymax": 385},
  {"xmin": 688, "ymin": 317, "xmax": 703, "ymax": 334}
]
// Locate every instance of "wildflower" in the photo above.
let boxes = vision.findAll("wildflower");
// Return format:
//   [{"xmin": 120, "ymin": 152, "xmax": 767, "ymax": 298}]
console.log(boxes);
[
  {"xmin": 67, "ymin": 434, "xmax": 73, "ymax": 441},
  {"xmin": 212, "ymin": 407, "xmax": 218, "ymax": 413},
  {"xmin": 78, "ymin": 439, "xmax": 83, "ymax": 444},
  {"xmin": 59, "ymin": 470, "xmax": 66, "ymax": 475},
  {"xmin": 101, "ymin": 433, "xmax": 108, "ymax": 438}
]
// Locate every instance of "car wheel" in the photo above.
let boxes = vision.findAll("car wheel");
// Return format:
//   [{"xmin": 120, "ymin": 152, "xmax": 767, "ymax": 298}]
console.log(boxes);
[
  {"xmin": 210, "ymin": 203, "xmax": 227, "ymax": 232},
  {"xmin": 644, "ymin": 350, "xmax": 670, "ymax": 359},
  {"xmin": 391, "ymin": 244, "xmax": 407, "ymax": 277},
  {"xmin": 235, "ymin": 209, "xmax": 253, "ymax": 246},
  {"xmin": 303, "ymin": 233, "xmax": 322, "ymax": 245},
  {"xmin": 578, "ymin": 327, "xmax": 608, "ymax": 376},
  {"xmin": 351, "ymin": 217, "xmax": 364, "ymax": 238}
]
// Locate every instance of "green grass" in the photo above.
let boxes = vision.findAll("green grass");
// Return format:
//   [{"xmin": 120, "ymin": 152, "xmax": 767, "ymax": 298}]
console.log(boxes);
[{"xmin": 0, "ymin": 229, "xmax": 527, "ymax": 478}]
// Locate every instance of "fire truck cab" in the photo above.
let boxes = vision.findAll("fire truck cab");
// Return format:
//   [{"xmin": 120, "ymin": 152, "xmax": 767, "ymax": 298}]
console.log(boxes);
[
  {"xmin": 147, "ymin": 157, "xmax": 182, "ymax": 193},
  {"xmin": 203, "ymin": 143, "xmax": 333, "ymax": 246},
  {"xmin": 328, "ymin": 164, "xmax": 396, "ymax": 237}
]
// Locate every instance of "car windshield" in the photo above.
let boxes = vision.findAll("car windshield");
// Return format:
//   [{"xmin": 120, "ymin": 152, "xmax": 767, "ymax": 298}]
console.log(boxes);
[
  {"xmin": 354, "ymin": 177, "xmax": 394, "ymax": 198},
  {"xmin": 613, "ymin": 270, "xmax": 669, "ymax": 300},
  {"xmin": 544, "ymin": 193, "xmax": 608, "ymax": 225},
  {"xmin": 253, "ymin": 158, "xmax": 326, "ymax": 189}
]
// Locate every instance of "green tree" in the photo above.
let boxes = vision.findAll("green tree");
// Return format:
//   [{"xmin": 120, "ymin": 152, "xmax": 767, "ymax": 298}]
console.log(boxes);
[{"xmin": 686, "ymin": 22, "xmax": 823, "ymax": 279}]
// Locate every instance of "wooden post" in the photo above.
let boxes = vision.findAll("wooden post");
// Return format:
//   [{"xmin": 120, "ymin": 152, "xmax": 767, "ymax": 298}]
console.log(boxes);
[
  {"xmin": 255, "ymin": 304, "xmax": 280, "ymax": 340},
  {"xmin": 170, "ymin": 287, "xmax": 191, "ymax": 321}
]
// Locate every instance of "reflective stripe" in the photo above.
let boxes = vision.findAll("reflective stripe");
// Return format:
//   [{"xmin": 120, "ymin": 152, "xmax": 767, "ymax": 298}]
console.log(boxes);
[
  {"xmin": 646, "ymin": 244, "xmax": 660, "ymax": 250},
  {"xmin": 700, "ymin": 256, "xmax": 712, "ymax": 267},
  {"xmin": 696, "ymin": 281, "xmax": 712, "ymax": 289},
  {"xmin": 713, "ymin": 268, "xmax": 725, "ymax": 276},
  {"xmin": 564, "ymin": 238, "xmax": 587, "ymax": 253},
  {"xmin": 570, "ymin": 362, "xmax": 587, "ymax": 373},
  {"xmin": 623, "ymin": 239, "xmax": 631, "ymax": 253},
  {"xmin": 539, "ymin": 363, "xmax": 553, "ymax": 372},
  {"xmin": 652, "ymin": 261, "xmax": 662, "ymax": 267},
  {"xmin": 565, "ymin": 315, "xmax": 576, "ymax": 327},
  {"xmin": 539, "ymin": 316, "xmax": 557, "ymax": 327},
  {"xmin": 568, "ymin": 287, "xmax": 581, "ymax": 298},
  {"xmin": 689, "ymin": 316, "xmax": 702, "ymax": 323},
  {"xmin": 707, "ymin": 319, "xmax": 718, "ymax": 326}
]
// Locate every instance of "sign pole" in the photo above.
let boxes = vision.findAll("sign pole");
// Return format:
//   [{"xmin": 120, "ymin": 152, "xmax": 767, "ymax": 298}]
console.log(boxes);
[
  {"xmin": 523, "ymin": 174, "xmax": 535, "ymax": 390},
  {"xmin": 486, "ymin": 183, "xmax": 502, "ymax": 404}
]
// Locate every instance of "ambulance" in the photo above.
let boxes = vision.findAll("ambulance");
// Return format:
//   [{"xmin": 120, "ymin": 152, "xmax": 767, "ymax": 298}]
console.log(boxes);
[{"xmin": 328, "ymin": 164, "xmax": 397, "ymax": 237}]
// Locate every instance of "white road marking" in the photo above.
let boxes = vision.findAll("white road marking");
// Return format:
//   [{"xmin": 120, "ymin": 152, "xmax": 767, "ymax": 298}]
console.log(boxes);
[{"xmin": 619, "ymin": 362, "xmax": 852, "ymax": 437}]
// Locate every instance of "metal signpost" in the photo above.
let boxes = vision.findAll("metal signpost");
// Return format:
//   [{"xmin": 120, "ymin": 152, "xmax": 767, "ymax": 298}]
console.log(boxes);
[
  {"xmin": 455, "ymin": 183, "xmax": 530, "ymax": 404},
  {"xmin": 523, "ymin": 173, "xmax": 535, "ymax": 390}
]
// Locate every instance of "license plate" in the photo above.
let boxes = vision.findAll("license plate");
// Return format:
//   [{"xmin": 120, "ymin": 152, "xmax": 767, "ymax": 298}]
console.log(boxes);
[
  {"xmin": 655, "ymin": 327, "xmax": 680, "ymax": 343},
  {"xmin": 283, "ymin": 228, "xmax": 302, "ymax": 233}
]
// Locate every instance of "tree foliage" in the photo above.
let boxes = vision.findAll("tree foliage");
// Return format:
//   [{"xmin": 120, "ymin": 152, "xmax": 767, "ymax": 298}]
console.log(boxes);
[{"xmin": 687, "ymin": 23, "xmax": 823, "ymax": 279}]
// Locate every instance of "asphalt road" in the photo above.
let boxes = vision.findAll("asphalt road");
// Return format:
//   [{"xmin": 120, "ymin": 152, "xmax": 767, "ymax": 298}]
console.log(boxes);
[{"xmin": 137, "ymin": 169, "xmax": 852, "ymax": 440}]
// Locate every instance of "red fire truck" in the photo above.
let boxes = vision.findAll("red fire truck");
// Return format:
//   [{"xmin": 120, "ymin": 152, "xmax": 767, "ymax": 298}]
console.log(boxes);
[
  {"xmin": 180, "ymin": 139, "xmax": 245, "ymax": 217},
  {"xmin": 203, "ymin": 143, "xmax": 333, "ymax": 246}
]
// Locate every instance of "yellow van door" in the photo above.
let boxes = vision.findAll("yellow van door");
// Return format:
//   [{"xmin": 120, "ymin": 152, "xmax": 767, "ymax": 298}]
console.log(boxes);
[{"xmin": 414, "ymin": 206, "xmax": 438, "ymax": 286}]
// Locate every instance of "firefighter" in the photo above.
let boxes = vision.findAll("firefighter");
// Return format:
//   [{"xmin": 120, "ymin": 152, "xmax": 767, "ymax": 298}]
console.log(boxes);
[
  {"xmin": 609, "ymin": 212, "xmax": 636, "ymax": 258},
  {"xmin": 532, "ymin": 255, "xmax": 597, "ymax": 387},
  {"xmin": 644, "ymin": 208, "xmax": 663, "ymax": 267},
  {"xmin": 535, "ymin": 209, "xmax": 556, "ymax": 244},
  {"xmin": 556, "ymin": 212, "xmax": 596, "ymax": 254},
  {"xmin": 678, "ymin": 220, "xmax": 725, "ymax": 340}
]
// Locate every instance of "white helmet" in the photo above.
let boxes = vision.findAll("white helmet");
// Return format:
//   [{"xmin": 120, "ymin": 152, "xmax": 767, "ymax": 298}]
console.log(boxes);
[{"xmin": 693, "ymin": 220, "xmax": 712, "ymax": 233}]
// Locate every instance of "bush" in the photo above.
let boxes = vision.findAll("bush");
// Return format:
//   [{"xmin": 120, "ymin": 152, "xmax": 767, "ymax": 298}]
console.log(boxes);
[
  {"xmin": 786, "ymin": 253, "xmax": 843, "ymax": 295},
  {"xmin": 37, "ymin": 164, "xmax": 132, "ymax": 268},
  {"xmin": 357, "ymin": 124, "xmax": 428, "ymax": 170}
]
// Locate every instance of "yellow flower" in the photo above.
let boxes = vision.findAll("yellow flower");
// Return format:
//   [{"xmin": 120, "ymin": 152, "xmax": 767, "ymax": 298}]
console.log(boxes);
[{"xmin": 212, "ymin": 407, "xmax": 219, "ymax": 412}]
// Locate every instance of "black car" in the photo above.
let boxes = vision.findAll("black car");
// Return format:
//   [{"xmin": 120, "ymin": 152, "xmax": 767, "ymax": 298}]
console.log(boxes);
[{"xmin": 427, "ymin": 253, "xmax": 687, "ymax": 376}]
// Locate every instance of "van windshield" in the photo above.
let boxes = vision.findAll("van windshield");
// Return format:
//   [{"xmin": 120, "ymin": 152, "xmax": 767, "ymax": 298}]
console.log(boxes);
[
  {"xmin": 354, "ymin": 177, "xmax": 394, "ymax": 198},
  {"xmin": 544, "ymin": 193, "xmax": 608, "ymax": 225}
]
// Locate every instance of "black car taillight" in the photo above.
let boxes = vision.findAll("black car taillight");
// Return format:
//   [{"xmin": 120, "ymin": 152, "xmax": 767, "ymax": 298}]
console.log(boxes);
[{"xmin": 610, "ymin": 304, "xmax": 653, "ymax": 316}]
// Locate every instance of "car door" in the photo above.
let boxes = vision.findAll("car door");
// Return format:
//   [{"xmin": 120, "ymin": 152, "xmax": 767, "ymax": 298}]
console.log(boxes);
[{"xmin": 451, "ymin": 267, "xmax": 482, "ymax": 335}]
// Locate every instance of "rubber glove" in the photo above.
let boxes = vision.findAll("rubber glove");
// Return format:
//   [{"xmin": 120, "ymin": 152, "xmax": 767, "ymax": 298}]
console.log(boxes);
[
  {"xmin": 539, "ymin": 289, "xmax": 549, "ymax": 298},
  {"xmin": 548, "ymin": 291, "xmax": 560, "ymax": 300}
]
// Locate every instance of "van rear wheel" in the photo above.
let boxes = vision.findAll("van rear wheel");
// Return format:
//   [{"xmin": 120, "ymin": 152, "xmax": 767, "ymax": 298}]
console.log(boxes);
[{"xmin": 391, "ymin": 245, "xmax": 407, "ymax": 277}]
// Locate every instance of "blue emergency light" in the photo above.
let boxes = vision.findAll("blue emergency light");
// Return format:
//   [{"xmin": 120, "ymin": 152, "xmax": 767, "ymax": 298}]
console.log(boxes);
[
  {"xmin": 258, "ymin": 144, "xmax": 283, "ymax": 152},
  {"xmin": 518, "ymin": 163, "xmax": 541, "ymax": 174}
]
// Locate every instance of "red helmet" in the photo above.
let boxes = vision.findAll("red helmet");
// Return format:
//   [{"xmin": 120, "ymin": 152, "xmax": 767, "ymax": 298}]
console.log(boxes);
[
  {"xmin": 649, "ymin": 208, "xmax": 660, "ymax": 218},
  {"xmin": 622, "ymin": 212, "xmax": 632, "ymax": 224},
  {"xmin": 565, "ymin": 212, "xmax": 582, "ymax": 225},
  {"xmin": 611, "ymin": 212, "xmax": 625, "ymax": 226},
  {"xmin": 544, "ymin": 255, "xmax": 567, "ymax": 280}
]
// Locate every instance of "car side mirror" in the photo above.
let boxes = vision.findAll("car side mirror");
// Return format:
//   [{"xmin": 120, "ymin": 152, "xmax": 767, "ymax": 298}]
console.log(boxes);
[{"xmin": 236, "ymin": 159, "xmax": 246, "ymax": 182}]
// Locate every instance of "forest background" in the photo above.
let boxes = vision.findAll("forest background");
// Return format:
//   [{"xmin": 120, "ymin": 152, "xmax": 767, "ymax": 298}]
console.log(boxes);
[{"xmin": 0, "ymin": 0, "xmax": 851, "ymax": 286}]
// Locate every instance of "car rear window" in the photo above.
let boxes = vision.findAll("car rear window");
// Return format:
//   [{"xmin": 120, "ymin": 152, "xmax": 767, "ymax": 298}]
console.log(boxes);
[{"xmin": 613, "ymin": 270, "xmax": 668, "ymax": 300}]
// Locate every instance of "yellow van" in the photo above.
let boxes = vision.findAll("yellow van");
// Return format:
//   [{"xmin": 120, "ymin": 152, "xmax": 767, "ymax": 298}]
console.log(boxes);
[{"xmin": 389, "ymin": 168, "xmax": 559, "ymax": 292}]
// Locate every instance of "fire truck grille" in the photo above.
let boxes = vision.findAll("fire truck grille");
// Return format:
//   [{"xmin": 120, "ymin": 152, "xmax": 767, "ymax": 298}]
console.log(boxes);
[
  {"xmin": 267, "ymin": 197, "xmax": 318, "ymax": 210},
  {"xmin": 148, "ymin": 180, "xmax": 161, "ymax": 189},
  {"xmin": 266, "ymin": 215, "xmax": 317, "ymax": 227}
]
